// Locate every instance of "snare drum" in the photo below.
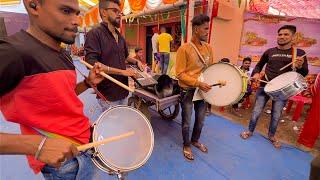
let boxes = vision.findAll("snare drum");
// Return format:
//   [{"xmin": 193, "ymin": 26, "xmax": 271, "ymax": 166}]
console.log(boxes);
[
  {"xmin": 200, "ymin": 63, "xmax": 248, "ymax": 106},
  {"xmin": 264, "ymin": 71, "xmax": 307, "ymax": 100},
  {"xmin": 91, "ymin": 105, "xmax": 154, "ymax": 173}
]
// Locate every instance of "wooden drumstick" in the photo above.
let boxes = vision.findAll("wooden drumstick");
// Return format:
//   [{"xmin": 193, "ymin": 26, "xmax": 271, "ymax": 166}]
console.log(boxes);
[
  {"xmin": 80, "ymin": 60, "xmax": 134, "ymax": 92},
  {"xmin": 77, "ymin": 131, "xmax": 135, "ymax": 151},
  {"xmin": 279, "ymin": 54, "xmax": 307, "ymax": 71},
  {"xmin": 250, "ymin": 78, "xmax": 270, "ymax": 84}
]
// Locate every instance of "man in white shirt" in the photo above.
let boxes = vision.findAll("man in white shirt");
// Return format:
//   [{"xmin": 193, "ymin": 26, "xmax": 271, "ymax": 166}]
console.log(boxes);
[{"xmin": 151, "ymin": 27, "xmax": 159, "ymax": 72}]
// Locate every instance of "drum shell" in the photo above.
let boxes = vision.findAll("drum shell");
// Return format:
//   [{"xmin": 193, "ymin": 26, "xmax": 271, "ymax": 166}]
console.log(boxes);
[
  {"xmin": 90, "ymin": 105, "xmax": 154, "ymax": 173},
  {"xmin": 199, "ymin": 63, "xmax": 248, "ymax": 106},
  {"xmin": 264, "ymin": 72, "xmax": 307, "ymax": 100}
]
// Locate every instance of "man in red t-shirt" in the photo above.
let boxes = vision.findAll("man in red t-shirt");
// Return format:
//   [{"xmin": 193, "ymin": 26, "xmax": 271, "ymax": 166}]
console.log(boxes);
[{"xmin": 0, "ymin": 0, "xmax": 104, "ymax": 179}]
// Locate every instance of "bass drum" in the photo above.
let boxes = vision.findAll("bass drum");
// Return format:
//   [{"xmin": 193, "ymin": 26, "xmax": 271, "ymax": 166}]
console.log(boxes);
[{"xmin": 200, "ymin": 63, "xmax": 248, "ymax": 106}]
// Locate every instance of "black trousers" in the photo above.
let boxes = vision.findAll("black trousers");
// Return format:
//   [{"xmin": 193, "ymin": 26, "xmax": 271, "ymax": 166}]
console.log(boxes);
[{"xmin": 310, "ymin": 155, "xmax": 320, "ymax": 180}]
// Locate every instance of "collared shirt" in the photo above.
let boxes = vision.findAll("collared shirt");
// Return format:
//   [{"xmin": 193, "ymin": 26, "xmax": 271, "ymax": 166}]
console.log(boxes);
[
  {"xmin": 175, "ymin": 42, "xmax": 214, "ymax": 89},
  {"xmin": 85, "ymin": 22, "xmax": 129, "ymax": 101}
]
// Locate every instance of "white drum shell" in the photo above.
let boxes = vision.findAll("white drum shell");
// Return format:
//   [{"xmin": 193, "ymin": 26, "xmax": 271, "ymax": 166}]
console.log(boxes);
[
  {"xmin": 91, "ymin": 105, "xmax": 154, "ymax": 173},
  {"xmin": 264, "ymin": 72, "xmax": 307, "ymax": 100}
]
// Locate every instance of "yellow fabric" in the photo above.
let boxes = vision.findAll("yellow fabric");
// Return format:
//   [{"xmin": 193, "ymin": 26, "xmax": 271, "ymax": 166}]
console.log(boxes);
[
  {"xmin": 175, "ymin": 42, "xmax": 214, "ymax": 89},
  {"xmin": 157, "ymin": 33, "xmax": 173, "ymax": 53}
]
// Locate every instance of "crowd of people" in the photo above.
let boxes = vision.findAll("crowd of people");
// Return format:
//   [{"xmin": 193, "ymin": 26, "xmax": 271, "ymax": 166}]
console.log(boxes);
[{"xmin": 0, "ymin": 0, "xmax": 319, "ymax": 179}]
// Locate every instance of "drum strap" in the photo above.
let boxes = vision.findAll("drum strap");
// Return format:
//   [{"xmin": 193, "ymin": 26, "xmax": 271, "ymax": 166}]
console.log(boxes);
[
  {"xmin": 32, "ymin": 127, "xmax": 82, "ymax": 146},
  {"xmin": 291, "ymin": 47, "xmax": 297, "ymax": 71},
  {"xmin": 189, "ymin": 42, "xmax": 208, "ymax": 68}
]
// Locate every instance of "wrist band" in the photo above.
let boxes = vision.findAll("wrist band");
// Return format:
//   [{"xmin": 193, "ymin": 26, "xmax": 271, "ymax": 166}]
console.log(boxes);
[{"xmin": 35, "ymin": 137, "xmax": 47, "ymax": 160}]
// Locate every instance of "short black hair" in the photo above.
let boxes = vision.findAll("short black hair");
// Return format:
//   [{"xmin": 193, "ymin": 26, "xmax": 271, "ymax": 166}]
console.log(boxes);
[
  {"xmin": 278, "ymin": 25, "xmax": 296, "ymax": 34},
  {"xmin": 135, "ymin": 47, "xmax": 142, "ymax": 53},
  {"xmin": 220, "ymin": 58, "xmax": 230, "ymax": 63},
  {"xmin": 99, "ymin": 0, "xmax": 120, "ymax": 9},
  {"xmin": 243, "ymin": 57, "xmax": 252, "ymax": 63},
  {"xmin": 191, "ymin": 14, "xmax": 210, "ymax": 27}
]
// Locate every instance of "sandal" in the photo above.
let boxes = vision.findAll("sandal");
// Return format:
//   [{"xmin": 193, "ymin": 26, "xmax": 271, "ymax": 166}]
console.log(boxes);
[
  {"xmin": 183, "ymin": 146, "xmax": 194, "ymax": 161},
  {"xmin": 268, "ymin": 137, "xmax": 281, "ymax": 149},
  {"xmin": 240, "ymin": 131, "xmax": 252, "ymax": 140},
  {"xmin": 191, "ymin": 142, "xmax": 208, "ymax": 153}
]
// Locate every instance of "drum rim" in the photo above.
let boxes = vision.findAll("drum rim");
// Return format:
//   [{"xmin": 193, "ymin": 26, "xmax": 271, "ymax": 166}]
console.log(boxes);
[
  {"xmin": 92, "ymin": 105, "xmax": 154, "ymax": 172},
  {"xmin": 200, "ymin": 62, "xmax": 248, "ymax": 106},
  {"xmin": 264, "ymin": 72, "xmax": 305, "ymax": 93}
]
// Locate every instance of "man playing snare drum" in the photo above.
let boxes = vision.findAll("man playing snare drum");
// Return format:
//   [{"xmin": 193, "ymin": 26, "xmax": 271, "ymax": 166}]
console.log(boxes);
[
  {"xmin": 176, "ymin": 14, "xmax": 215, "ymax": 161},
  {"xmin": 240, "ymin": 25, "xmax": 308, "ymax": 148}
]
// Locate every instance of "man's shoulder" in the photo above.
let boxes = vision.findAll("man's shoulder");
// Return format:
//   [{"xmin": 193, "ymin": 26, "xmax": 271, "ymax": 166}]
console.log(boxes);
[{"xmin": 0, "ymin": 31, "xmax": 31, "ymax": 57}]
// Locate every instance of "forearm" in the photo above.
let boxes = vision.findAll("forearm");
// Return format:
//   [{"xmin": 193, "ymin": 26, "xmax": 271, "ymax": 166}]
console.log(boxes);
[
  {"xmin": 75, "ymin": 80, "xmax": 89, "ymax": 95},
  {"xmin": 0, "ymin": 133, "xmax": 42, "ymax": 155},
  {"xmin": 126, "ymin": 57, "xmax": 139, "ymax": 65},
  {"xmin": 176, "ymin": 73, "xmax": 200, "ymax": 87}
]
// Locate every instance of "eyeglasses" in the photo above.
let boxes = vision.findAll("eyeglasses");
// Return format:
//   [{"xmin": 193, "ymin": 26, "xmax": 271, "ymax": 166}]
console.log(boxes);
[{"xmin": 104, "ymin": 8, "xmax": 123, "ymax": 15}]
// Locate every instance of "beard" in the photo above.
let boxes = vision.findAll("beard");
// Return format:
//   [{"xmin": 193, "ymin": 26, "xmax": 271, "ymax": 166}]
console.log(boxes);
[{"xmin": 108, "ymin": 17, "xmax": 121, "ymax": 28}]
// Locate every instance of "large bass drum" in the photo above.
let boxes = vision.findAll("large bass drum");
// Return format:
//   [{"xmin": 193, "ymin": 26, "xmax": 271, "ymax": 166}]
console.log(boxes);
[
  {"xmin": 91, "ymin": 105, "xmax": 154, "ymax": 173},
  {"xmin": 199, "ymin": 63, "xmax": 248, "ymax": 106}
]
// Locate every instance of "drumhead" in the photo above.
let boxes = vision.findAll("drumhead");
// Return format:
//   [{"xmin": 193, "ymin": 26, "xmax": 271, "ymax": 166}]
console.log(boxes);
[
  {"xmin": 200, "ymin": 63, "xmax": 246, "ymax": 106},
  {"xmin": 265, "ymin": 72, "xmax": 299, "ymax": 92},
  {"xmin": 92, "ymin": 105, "xmax": 154, "ymax": 172}
]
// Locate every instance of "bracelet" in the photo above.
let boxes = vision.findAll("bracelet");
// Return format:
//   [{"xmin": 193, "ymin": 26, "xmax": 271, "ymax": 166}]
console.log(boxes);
[
  {"xmin": 35, "ymin": 137, "xmax": 47, "ymax": 160},
  {"xmin": 83, "ymin": 79, "xmax": 91, "ymax": 88},
  {"xmin": 106, "ymin": 66, "xmax": 110, "ymax": 72}
]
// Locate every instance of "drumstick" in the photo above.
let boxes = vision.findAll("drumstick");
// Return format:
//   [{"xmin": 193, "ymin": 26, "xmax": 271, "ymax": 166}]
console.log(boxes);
[
  {"xmin": 279, "ymin": 54, "xmax": 307, "ymax": 71},
  {"xmin": 250, "ymin": 78, "xmax": 270, "ymax": 84},
  {"xmin": 77, "ymin": 131, "xmax": 135, "ymax": 151},
  {"xmin": 80, "ymin": 60, "xmax": 134, "ymax": 92}
]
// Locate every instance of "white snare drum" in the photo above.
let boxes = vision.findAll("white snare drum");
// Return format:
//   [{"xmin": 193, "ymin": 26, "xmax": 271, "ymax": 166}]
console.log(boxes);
[
  {"xmin": 91, "ymin": 105, "xmax": 154, "ymax": 173},
  {"xmin": 200, "ymin": 63, "xmax": 248, "ymax": 106},
  {"xmin": 264, "ymin": 72, "xmax": 307, "ymax": 100}
]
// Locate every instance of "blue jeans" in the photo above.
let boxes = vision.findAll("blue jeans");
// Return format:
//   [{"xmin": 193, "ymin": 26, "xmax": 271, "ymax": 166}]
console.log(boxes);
[
  {"xmin": 41, "ymin": 151, "xmax": 95, "ymax": 180},
  {"xmin": 180, "ymin": 89, "xmax": 207, "ymax": 146},
  {"xmin": 159, "ymin": 52, "xmax": 170, "ymax": 75},
  {"xmin": 248, "ymin": 87, "xmax": 287, "ymax": 137},
  {"xmin": 98, "ymin": 97, "xmax": 128, "ymax": 112}
]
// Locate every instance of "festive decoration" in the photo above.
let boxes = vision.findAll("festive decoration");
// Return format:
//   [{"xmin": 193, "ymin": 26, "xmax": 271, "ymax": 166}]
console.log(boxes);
[
  {"xmin": 180, "ymin": 5, "xmax": 186, "ymax": 42},
  {"xmin": 163, "ymin": 0, "xmax": 179, "ymax": 4},
  {"xmin": 123, "ymin": 0, "xmax": 132, "ymax": 15},
  {"xmin": 202, "ymin": 0, "xmax": 207, "ymax": 14},
  {"xmin": 78, "ymin": 16, "xmax": 84, "ymax": 28},
  {"xmin": 146, "ymin": 0, "xmax": 162, "ymax": 10},
  {"xmin": 208, "ymin": 0, "xmax": 219, "ymax": 43},
  {"xmin": 84, "ymin": 13, "xmax": 91, "ymax": 27},
  {"xmin": 128, "ymin": 0, "xmax": 147, "ymax": 12},
  {"xmin": 90, "ymin": 7, "xmax": 99, "ymax": 25}
]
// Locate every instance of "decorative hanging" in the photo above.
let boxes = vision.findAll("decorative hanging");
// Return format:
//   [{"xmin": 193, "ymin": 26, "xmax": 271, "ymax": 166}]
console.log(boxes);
[
  {"xmin": 78, "ymin": 16, "xmax": 84, "ymax": 28},
  {"xmin": 180, "ymin": 5, "xmax": 186, "ymax": 42},
  {"xmin": 208, "ymin": 0, "xmax": 219, "ymax": 43},
  {"xmin": 162, "ymin": 12, "xmax": 170, "ymax": 20},
  {"xmin": 90, "ymin": 7, "xmax": 99, "ymax": 25},
  {"xmin": 146, "ymin": 0, "xmax": 162, "ymax": 10},
  {"xmin": 84, "ymin": 13, "xmax": 91, "ymax": 27},
  {"xmin": 123, "ymin": 0, "xmax": 132, "ymax": 15},
  {"xmin": 163, "ymin": 0, "xmax": 179, "ymax": 4},
  {"xmin": 120, "ymin": 0, "xmax": 125, "ymax": 10},
  {"xmin": 202, "ymin": 0, "xmax": 207, "ymax": 14},
  {"xmin": 128, "ymin": 0, "xmax": 147, "ymax": 12}
]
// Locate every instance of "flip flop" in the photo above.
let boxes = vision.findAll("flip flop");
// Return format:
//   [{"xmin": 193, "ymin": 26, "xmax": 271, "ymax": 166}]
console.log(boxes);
[
  {"xmin": 268, "ymin": 137, "xmax": 281, "ymax": 149},
  {"xmin": 191, "ymin": 142, "xmax": 208, "ymax": 153},
  {"xmin": 240, "ymin": 131, "xmax": 252, "ymax": 140},
  {"xmin": 183, "ymin": 146, "xmax": 194, "ymax": 161}
]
